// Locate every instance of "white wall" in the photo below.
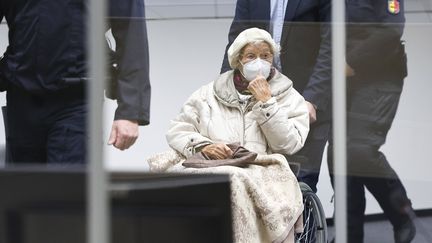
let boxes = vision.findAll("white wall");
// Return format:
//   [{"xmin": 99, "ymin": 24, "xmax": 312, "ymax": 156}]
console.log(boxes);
[{"xmin": 145, "ymin": 0, "xmax": 236, "ymax": 19}]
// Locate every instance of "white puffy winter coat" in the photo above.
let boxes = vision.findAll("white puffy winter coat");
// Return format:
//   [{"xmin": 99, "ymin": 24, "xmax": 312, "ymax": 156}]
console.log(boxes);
[{"xmin": 166, "ymin": 70, "xmax": 309, "ymax": 158}]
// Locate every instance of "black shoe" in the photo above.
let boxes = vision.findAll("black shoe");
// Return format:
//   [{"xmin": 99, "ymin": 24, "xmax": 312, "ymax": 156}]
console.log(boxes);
[{"xmin": 394, "ymin": 219, "xmax": 416, "ymax": 243}]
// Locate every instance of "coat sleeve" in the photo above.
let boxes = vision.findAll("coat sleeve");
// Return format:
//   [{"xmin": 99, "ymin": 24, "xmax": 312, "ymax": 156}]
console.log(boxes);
[
  {"xmin": 251, "ymin": 88, "xmax": 309, "ymax": 155},
  {"xmin": 301, "ymin": 0, "xmax": 332, "ymax": 112},
  {"xmin": 109, "ymin": 0, "xmax": 151, "ymax": 125},
  {"xmin": 166, "ymin": 87, "xmax": 214, "ymax": 158}
]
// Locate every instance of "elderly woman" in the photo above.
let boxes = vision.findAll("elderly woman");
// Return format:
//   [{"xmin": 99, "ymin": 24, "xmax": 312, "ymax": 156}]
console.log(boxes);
[{"xmin": 148, "ymin": 28, "xmax": 309, "ymax": 243}]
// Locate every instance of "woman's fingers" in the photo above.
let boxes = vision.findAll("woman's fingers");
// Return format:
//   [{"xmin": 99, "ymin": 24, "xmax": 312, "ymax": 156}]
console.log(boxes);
[
  {"xmin": 222, "ymin": 144, "xmax": 234, "ymax": 158},
  {"xmin": 248, "ymin": 77, "xmax": 271, "ymax": 102},
  {"xmin": 202, "ymin": 143, "xmax": 233, "ymax": 159}
]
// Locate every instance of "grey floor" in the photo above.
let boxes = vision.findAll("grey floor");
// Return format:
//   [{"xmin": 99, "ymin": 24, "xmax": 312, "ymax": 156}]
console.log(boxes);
[{"xmin": 327, "ymin": 215, "xmax": 432, "ymax": 243}]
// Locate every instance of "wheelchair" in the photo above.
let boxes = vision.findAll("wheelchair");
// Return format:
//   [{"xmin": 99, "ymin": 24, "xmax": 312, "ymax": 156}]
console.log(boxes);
[{"xmin": 287, "ymin": 155, "xmax": 328, "ymax": 243}]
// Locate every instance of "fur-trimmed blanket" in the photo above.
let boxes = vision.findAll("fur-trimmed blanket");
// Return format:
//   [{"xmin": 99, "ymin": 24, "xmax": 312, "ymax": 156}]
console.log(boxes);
[{"xmin": 147, "ymin": 150, "xmax": 303, "ymax": 243}]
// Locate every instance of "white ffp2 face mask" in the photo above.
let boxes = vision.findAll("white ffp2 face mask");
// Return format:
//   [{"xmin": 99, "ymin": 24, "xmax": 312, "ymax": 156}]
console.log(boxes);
[{"xmin": 240, "ymin": 58, "xmax": 272, "ymax": 81}]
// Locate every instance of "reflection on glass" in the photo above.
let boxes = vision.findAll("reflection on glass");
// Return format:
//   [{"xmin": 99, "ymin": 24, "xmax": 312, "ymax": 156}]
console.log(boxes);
[
  {"xmin": 328, "ymin": 0, "xmax": 432, "ymax": 242},
  {"xmin": 347, "ymin": 1, "xmax": 415, "ymax": 242},
  {"xmin": 0, "ymin": 1, "xmax": 151, "ymax": 165},
  {"xmin": 0, "ymin": 0, "xmax": 431, "ymax": 242}
]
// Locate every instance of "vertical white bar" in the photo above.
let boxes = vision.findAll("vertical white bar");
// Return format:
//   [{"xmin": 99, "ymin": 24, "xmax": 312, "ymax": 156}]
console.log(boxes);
[
  {"xmin": 332, "ymin": 0, "xmax": 347, "ymax": 243},
  {"xmin": 88, "ymin": 0, "xmax": 109, "ymax": 243}
]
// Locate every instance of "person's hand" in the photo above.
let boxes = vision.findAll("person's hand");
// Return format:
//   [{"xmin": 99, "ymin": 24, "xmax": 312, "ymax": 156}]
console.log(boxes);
[
  {"xmin": 306, "ymin": 101, "xmax": 317, "ymax": 124},
  {"xmin": 108, "ymin": 119, "xmax": 139, "ymax": 150},
  {"xmin": 201, "ymin": 143, "xmax": 233, "ymax": 160},
  {"xmin": 346, "ymin": 63, "xmax": 355, "ymax": 77},
  {"xmin": 247, "ymin": 72, "xmax": 271, "ymax": 102}
]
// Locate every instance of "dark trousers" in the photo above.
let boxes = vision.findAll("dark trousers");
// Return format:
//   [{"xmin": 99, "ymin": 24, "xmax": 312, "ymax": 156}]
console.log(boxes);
[
  {"xmin": 5, "ymin": 85, "xmax": 87, "ymax": 164},
  {"xmin": 327, "ymin": 79, "xmax": 412, "ymax": 243},
  {"xmin": 296, "ymin": 111, "xmax": 331, "ymax": 193}
]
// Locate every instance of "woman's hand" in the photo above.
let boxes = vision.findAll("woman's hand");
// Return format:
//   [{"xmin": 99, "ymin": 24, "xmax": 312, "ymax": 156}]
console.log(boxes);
[
  {"xmin": 201, "ymin": 143, "xmax": 233, "ymax": 160},
  {"xmin": 247, "ymin": 73, "xmax": 271, "ymax": 102}
]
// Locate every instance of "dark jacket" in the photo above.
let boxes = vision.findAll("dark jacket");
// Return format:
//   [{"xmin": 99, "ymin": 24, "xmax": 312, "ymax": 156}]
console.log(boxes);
[
  {"xmin": 346, "ymin": 0, "xmax": 407, "ymax": 80},
  {"xmin": 221, "ymin": 0, "xmax": 332, "ymax": 112},
  {"xmin": 0, "ymin": 0, "xmax": 150, "ymax": 125}
]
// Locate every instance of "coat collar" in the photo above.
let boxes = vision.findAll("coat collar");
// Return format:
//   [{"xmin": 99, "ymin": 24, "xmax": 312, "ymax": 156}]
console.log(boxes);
[
  {"xmin": 251, "ymin": 0, "xmax": 301, "ymax": 35},
  {"xmin": 285, "ymin": 0, "xmax": 301, "ymax": 22},
  {"xmin": 281, "ymin": 0, "xmax": 301, "ymax": 46},
  {"xmin": 213, "ymin": 70, "xmax": 293, "ymax": 107}
]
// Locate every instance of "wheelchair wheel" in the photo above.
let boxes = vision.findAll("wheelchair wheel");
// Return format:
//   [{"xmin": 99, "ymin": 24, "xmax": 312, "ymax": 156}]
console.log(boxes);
[{"xmin": 295, "ymin": 182, "xmax": 328, "ymax": 243}]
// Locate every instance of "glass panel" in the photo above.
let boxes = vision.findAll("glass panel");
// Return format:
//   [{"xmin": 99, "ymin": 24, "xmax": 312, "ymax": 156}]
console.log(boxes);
[
  {"xmin": 331, "ymin": 0, "xmax": 432, "ymax": 242},
  {"xmin": 1, "ymin": 0, "xmax": 431, "ymax": 242}
]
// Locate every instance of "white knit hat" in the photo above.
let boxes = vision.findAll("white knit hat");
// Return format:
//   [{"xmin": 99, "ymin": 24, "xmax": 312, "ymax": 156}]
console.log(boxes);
[{"xmin": 227, "ymin": 27, "xmax": 279, "ymax": 69}]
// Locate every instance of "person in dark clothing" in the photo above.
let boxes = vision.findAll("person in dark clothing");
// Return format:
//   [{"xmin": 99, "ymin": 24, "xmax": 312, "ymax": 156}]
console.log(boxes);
[
  {"xmin": 328, "ymin": 0, "xmax": 416, "ymax": 242},
  {"xmin": 221, "ymin": 0, "xmax": 332, "ymax": 193},
  {"xmin": 0, "ymin": 0, "xmax": 151, "ymax": 164}
]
